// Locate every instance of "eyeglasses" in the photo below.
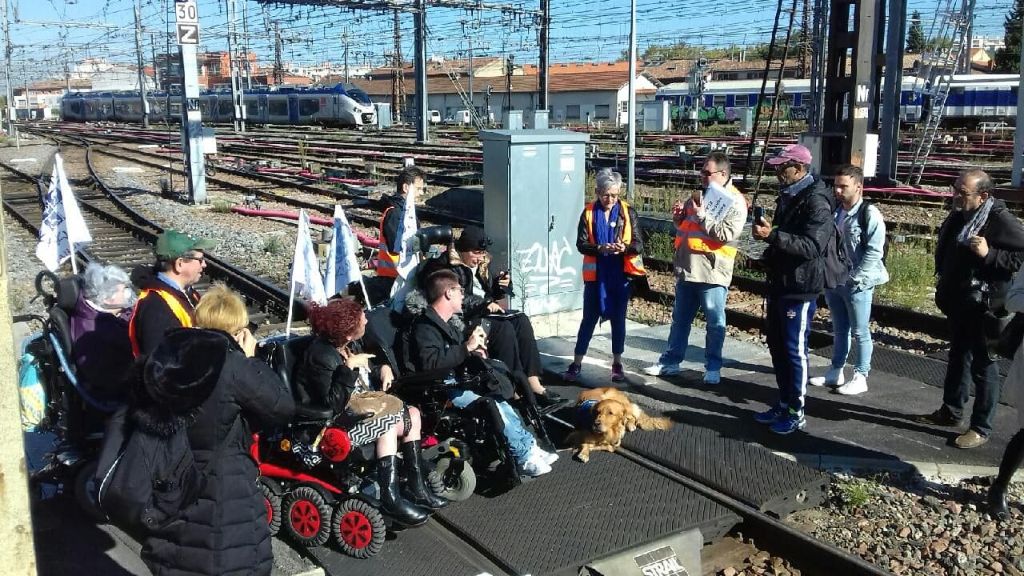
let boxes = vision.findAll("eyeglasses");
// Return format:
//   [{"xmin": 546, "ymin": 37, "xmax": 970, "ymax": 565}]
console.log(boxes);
[
  {"xmin": 179, "ymin": 254, "xmax": 206, "ymax": 263},
  {"xmin": 447, "ymin": 286, "xmax": 464, "ymax": 295},
  {"xmin": 700, "ymin": 169, "xmax": 725, "ymax": 177},
  {"xmin": 599, "ymin": 192, "xmax": 620, "ymax": 199},
  {"xmin": 951, "ymin": 185, "xmax": 978, "ymax": 198}
]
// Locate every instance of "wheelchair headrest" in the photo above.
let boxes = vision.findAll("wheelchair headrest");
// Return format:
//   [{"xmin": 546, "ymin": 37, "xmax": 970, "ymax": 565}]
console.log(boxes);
[
  {"xmin": 264, "ymin": 335, "xmax": 315, "ymax": 399},
  {"xmin": 414, "ymin": 225, "xmax": 452, "ymax": 253},
  {"xmin": 34, "ymin": 270, "xmax": 80, "ymax": 312}
]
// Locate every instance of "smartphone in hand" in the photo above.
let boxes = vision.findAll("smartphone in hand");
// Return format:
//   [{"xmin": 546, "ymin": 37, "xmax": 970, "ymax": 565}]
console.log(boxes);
[{"xmin": 753, "ymin": 206, "xmax": 765, "ymax": 224}]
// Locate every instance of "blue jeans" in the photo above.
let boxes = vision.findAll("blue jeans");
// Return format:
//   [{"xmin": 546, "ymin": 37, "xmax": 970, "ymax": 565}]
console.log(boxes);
[
  {"xmin": 659, "ymin": 280, "xmax": 727, "ymax": 371},
  {"xmin": 450, "ymin": 390, "xmax": 533, "ymax": 463},
  {"xmin": 575, "ymin": 281, "xmax": 630, "ymax": 357},
  {"xmin": 824, "ymin": 285, "xmax": 874, "ymax": 376}
]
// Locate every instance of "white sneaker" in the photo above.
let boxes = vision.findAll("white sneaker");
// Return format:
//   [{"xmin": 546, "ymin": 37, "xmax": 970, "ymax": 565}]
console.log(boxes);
[
  {"xmin": 837, "ymin": 372, "xmax": 868, "ymax": 395},
  {"xmin": 529, "ymin": 443, "xmax": 559, "ymax": 466},
  {"xmin": 520, "ymin": 452, "xmax": 552, "ymax": 477},
  {"xmin": 643, "ymin": 363, "xmax": 681, "ymax": 376},
  {"xmin": 808, "ymin": 367, "xmax": 845, "ymax": 387},
  {"xmin": 703, "ymin": 370, "xmax": 721, "ymax": 385}
]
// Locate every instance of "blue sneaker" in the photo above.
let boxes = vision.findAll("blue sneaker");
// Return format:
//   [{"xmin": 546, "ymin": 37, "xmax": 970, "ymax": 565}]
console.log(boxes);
[
  {"xmin": 769, "ymin": 410, "xmax": 806, "ymax": 435},
  {"xmin": 754, "ymin": 405, "xmax": 788, "ymax": 425}
]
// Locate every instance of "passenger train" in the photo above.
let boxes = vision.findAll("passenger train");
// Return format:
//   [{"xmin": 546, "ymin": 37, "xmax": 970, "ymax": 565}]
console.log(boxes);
[
  {"xmin": 655, "ymin": 74, "xmax": 1019, "ymax": 127},
  {"xmin": 60, "ymin": 83, "xmax": 377, "ymax": 127}
]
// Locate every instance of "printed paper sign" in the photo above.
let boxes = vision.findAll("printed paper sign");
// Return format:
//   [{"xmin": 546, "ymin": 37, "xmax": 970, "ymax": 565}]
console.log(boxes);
[{"xmin": 702, "ymin": 181, "xmax": 736, "ymax": 224}]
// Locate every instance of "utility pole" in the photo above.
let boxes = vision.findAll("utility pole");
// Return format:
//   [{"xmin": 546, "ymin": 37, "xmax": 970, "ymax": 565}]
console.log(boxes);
[
  {"xmin": 1012, "ymin": 8, "xmax": 1024, "ymax": 187},
  {"xmin": 273, "ymin": 21, "xmax": 283, "ymax": 85},
  {"xmin": 1, "ymin": 0, "xmax": 12, "ymax": 133},
  {"xmin": 462, "ymin": 20, "xmax": 473, "ymax": 113},
  {"xmin": 392, "ymin": 10, "xmax": 405, "ymax": 123},
  {"xmin": 538, "ymin": 0, "xmax": 549, "ymax": 111},
  {"xmin": 626, "ymin": 0, "xmax": 637, "ymax": 198},
  {"xmin": 150, "ymin": 33, "xmax": 161, "ymax": 92},
  {"xmin": 504, "ymin": 54, "xmax": 513, "ymax": 113},
  {"xmin": 134, "ymin": 0, "xmax": 149, "ymax": 128},
  {"xmin": 878, "ymin": 0, "xmax": 907, "ymax": 182},
  {"xmin": 241, "ymin": 0, "xmax": 251, "ymax": 89},
  {"xmin": 343, "ymin": 27, "xmax": 350, "ymax": 83},
  {"xmin": 799, "ymin": 0, "xmax": 811, "ymax": 78},
  {"xmin": 414, "ymin": 0, "xmax": 428, "ymax": 143},
  {"xmin": 226, "ymin": 0, "xmax": 244, "ymax": 131}
]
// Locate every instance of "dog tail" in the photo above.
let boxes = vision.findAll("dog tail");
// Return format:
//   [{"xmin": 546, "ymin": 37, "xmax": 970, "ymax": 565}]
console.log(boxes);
[{"xmin": 635, "ymin": 412, "xmax": 673, "ymax": 431}]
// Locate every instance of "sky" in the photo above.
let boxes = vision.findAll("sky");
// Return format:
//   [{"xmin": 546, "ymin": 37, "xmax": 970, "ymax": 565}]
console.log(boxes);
[{"xmin": 1, "ymin": 0, "xmax": 1013, "ymax": 86}]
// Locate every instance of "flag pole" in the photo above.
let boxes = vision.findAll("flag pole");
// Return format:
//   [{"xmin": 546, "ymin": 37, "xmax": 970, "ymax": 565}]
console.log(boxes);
[
  {"xmin": 358, "ymin": 275, "xmax": 371, "ymax": 310},
  {"xmin": 285, "ymin": 278, "xmax": 296, "ymax": 336},
  {"xmin": 69, "ymin": 251, "xmax": 78, "ymax": 275}
]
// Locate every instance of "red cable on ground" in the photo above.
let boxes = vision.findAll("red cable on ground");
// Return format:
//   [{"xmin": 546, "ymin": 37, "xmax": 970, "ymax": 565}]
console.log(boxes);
[{"xmin": 230, "ymin": 206, "xmax": 380, "ymax": 248}]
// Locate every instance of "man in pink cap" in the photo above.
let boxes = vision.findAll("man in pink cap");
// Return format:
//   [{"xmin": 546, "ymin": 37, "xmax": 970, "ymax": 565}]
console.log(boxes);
[{"xmin": 751, "ymin": 144, "xmax": 835, "ymax": 435}]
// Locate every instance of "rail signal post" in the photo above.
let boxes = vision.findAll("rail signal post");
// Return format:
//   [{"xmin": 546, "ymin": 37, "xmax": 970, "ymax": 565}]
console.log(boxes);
[{"xmin": 175, "ymin": 0, "xmax": 207, "ymax": 204}]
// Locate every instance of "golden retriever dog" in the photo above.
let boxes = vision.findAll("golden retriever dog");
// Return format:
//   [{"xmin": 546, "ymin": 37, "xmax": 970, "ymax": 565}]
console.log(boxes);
[{"xmin": 567, "ymin": 387, "xmax": 672, "ymax": 462}]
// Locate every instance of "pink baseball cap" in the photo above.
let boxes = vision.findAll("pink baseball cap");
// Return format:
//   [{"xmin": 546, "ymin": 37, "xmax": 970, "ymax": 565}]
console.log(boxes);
[{"xmin": 766, "ymin": 144, "xmax": 813, "ymax": 165}]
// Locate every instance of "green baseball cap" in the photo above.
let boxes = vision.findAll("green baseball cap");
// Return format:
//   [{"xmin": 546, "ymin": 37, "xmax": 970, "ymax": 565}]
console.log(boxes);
[{"xmin": 155, "ymin": 230, "xmax": 217, "ymax": 259}]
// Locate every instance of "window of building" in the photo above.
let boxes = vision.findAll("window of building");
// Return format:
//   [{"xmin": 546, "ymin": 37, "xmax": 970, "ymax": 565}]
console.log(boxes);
[
  {"xmin": 566, "ymin": 104, "xmax": 580, "ymax": 119},
  {"xmin": 269, "ymin": 100, "xmax": 287, "ymax": 116},
  {"xmin": 299, "ymin": 98, "xmax": 320, "ymax": 116},
  {"xmin": 595, "ymin": 104, "xmax": 610, "ymax": 119}
]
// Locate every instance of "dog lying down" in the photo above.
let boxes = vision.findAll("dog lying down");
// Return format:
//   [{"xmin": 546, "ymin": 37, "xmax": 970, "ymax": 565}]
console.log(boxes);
[{"xmin": 567, "ymin": 387, "xmax": 673, "ymax": 462}]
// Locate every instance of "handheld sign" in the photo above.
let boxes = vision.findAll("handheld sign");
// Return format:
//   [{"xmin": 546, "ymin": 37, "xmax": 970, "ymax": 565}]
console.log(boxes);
[{"xmin": 702, "ymin": 181, "xmax": 737, "ymax": 224}]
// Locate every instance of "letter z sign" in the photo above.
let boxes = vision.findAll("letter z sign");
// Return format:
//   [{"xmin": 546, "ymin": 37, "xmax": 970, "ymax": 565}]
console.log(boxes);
[{"xmin": 175, "ymin": 0, "xmax": 199, "ymax": 45}]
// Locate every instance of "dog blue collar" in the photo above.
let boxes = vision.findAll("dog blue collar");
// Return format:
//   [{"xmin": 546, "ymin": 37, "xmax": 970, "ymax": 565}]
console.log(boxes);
[{"xmin": 576, "ymin": 399, "xmax": 599, "ymax": 430}]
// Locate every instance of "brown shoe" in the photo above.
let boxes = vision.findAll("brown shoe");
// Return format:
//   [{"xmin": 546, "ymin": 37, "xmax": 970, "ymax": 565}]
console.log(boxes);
[
  {"xmin": 955, "ymin": 430, "xmax": 989, "ymax": 449},
  {"xmin": 916, "ymin": 407, "xmax": 963, "ymax": 427}
]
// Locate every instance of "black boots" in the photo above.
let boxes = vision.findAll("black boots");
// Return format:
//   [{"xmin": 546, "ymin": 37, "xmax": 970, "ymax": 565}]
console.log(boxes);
[
  {"xmin": 988, "ymin": 429, "xmax": 1024, "ymax": 520},
  {"xmin": 377, "ymin": 455, "xmax": 429, "ymax": 526},
  {"xmin": 401, "ymin": 441, "xmax": 449, "ymax": 510},
  {"xmin": 989, "ymin": 483, "xmax": 1010, "ymax": 520}
]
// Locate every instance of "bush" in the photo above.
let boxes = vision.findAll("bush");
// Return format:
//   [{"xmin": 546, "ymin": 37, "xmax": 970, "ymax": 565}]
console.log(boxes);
[
  {"xmin": 837, "ymin": 478, "xmax": 875, "ymax": 509},
  {"xmin": 210, "ymin": 200, "xmax": 234, "ymax": 213},
  {"xmin": 875, "ymin": 242, "xmax": 936, "ymax": 311},
  {"xmin": 262, "ymin": 235, "xmax": 285, "ymax": 255}
]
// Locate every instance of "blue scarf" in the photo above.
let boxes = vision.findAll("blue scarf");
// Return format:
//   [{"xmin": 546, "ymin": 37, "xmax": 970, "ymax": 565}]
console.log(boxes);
[{"xmin": 592, "ymin": 201, "xmax": 627, "ymax": 319}]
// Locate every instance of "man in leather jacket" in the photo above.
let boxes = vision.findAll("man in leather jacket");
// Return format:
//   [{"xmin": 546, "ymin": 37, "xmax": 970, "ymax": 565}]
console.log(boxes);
[
  {"xmin": 917, "ymin": 169, "xmax": 1024, "ymax": 449},
  {"xmin": 751, "ymin": 144, "xmax": 834, "ymax": 435}
]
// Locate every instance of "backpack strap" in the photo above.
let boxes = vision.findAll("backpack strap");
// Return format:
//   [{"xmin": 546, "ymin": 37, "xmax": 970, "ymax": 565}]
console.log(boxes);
[{"xmin": 857, "ymin": 201, "xmax": 871, "ymax": 249}]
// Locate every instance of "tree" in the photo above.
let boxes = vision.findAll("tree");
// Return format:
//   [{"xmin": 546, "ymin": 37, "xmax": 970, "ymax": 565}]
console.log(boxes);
[
  {"xmin": 907, "ymin": 11, "xmax": 926, "ymax": 54},
  {"xmin": 994, "ymin": 0, "xmax": 1023, "ymax": 72}
]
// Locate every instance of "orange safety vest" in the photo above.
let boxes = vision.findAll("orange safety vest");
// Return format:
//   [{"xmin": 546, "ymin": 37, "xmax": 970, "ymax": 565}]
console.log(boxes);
[
  {"xmin": 376, "ymin": 205, "xmax": 399, "ymax": 278},
  {"xmin": 128, "ymin": 288, "xmax": 194, "ymax": 357},
  {"xmin": 582, "ymin": 200, "xmax": 646, "ymax": 282},
  {"xmin": 674, "ymin": 184, "xmax": 742, "ymax": 261}
]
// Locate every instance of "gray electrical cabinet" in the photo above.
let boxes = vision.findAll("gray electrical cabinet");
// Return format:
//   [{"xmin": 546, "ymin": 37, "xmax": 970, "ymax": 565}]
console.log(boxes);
[{"xmin": 480, "ymin": 129, "xmax": 590, "ymax": 315}]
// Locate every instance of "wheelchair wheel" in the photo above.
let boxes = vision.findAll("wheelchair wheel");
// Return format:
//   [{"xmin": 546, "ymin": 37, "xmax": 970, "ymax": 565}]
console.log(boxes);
[
  {"xmin": 259, "ymin": 478, "xmax": 283, "ymax": 536},
  {"xmin": 331, "ymin": 498, "xmax": 386, "ymax": 559},
  {"xmin": 72, "ymin": 460, "xmax": 105, "ymax": 522},
  {"xmin": 283, "ymin": 485, "xmax": 333, "ymax": 547},
  {"xmin": 429, "ymin": 457, "xmax": 476, "ymax": 502}
]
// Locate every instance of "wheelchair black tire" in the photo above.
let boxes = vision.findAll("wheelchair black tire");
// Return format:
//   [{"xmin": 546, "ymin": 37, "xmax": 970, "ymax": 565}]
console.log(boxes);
[
  {"xmin": 72, "ymin": 459, "xmax": 105, "ymax": 522},
  {"xmin": 331, "ymin": 498, "xmax": 386, "ymax": 559},
  {"xmin": 259, "ymin": 478, "xmax": 283, "ymax": 536},
  {"xmin": 282, "ymin": 485, "xmax": 333, "ymax": 547},
  {"xmin": 429, "ymin": 457, "xmax": 476, "ymax": 502}
]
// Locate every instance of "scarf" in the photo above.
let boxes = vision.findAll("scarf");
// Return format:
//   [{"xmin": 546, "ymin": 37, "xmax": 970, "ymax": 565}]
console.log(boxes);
[
  {"xmin": 957, "ymin": 197, "xmax": 994, "ymax": 245},
  {"xmin": 592, "ymin": 201, "xmax": 626, "ymax": 319}
]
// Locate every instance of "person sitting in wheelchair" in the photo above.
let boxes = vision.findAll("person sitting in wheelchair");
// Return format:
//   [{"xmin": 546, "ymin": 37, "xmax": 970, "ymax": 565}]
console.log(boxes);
[
  {"xmin": 69, "ymin": 263, "xmax": 137, "ymax": 410},
  {"xmin": 418, "ymin": 226, "xmax": 565, "ymax": 410},
  {"xmin": 294, "ymin": 297, "xmax": 446, "ymax": 528},
  {"xmin": 408, "ymin": 269, "xmax": 558, "ymax": 478}
]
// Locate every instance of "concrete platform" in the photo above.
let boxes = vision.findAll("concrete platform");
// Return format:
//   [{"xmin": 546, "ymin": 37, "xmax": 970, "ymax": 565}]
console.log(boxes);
[{"xmin": 537, "ymin": 322, "xmax": 1020, "ymax": 474}]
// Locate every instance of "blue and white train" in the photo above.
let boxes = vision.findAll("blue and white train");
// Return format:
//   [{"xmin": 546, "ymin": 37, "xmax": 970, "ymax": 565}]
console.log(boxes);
[
  {"xmin": 655, "ymin": 74, "xmax": 1019, "ymax": 126},
  {"xmin": 60, "ymin": 83, "xmax": 377, "ymax": 127}
]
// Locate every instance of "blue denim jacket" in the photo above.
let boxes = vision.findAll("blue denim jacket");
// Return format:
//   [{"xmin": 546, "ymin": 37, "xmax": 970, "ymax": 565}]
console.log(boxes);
[{"xmin": 837, "ymin": 199, "xmax": 889, "ymax": 291}]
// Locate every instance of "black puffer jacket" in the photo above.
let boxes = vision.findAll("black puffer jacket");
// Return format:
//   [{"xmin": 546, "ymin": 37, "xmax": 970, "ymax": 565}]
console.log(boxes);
[
  {"xmin": 134, "ymin": 329, "xmax": 294, "ymax": 576},
  {"xmin": 935, "ymin": 198, "xmax": 1024, "ymax": 315},
  {"xmin": 761, "ymin": 176, "xmax": 835, "ymax": 300}
]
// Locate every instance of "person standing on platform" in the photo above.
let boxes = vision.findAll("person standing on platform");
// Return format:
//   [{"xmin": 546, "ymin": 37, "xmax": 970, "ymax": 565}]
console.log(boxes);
[
  {"xmin": 375, "ymin": 166, "xmax": 426, "ymax": 296},
  {"xmin": 751, "ymin": 144, "xmax": 833, "ymax": 435},
  {"xmin": 987, "ymin": 266, "xmax": 1024, "ymax": 518},
  {"xmin": 643, "ymin": 151, "xmax": 747, "ymax": 385},
  {"xmin": 808, "ymin": 165, "xmax": 888, "ymax": 395},
  {"xmin": 917, "ymin": 168, "xmax": 1024, "ymax": 449},
  {"xmin": 563, "ymin": 168, "xmax": 646, "ymax": 383}
]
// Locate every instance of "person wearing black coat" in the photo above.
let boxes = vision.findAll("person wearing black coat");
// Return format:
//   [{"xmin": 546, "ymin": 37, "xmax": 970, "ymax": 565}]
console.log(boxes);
[
  {"xmin": 133, "ymin": 327, "xmax": 294, "ymax": 576},
  {"xmin": 917, "ymin": 169, "xmax": 1024, "ymax": 449},
  {"xmin": 752, "ymin": 144, "xmax": 834, "ymax": 435}
]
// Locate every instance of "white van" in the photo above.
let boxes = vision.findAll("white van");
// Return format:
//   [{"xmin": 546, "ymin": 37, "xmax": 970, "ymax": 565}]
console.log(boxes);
[{"xmin": 428, "ymin": 110, "xmax": 441, "ymax": 124}]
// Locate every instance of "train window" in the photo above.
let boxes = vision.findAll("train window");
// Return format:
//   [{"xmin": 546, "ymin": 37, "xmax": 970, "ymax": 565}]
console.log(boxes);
[
  {"xmin": 219, "ymin": 100, "xmax": 233, "ymax": 115},
  {"xmin": 299, "ymin": 98, "xmax": 320, "ymax": 116},
  {"xmin": 713, "ymin": 95, "xmax": 726, "ymax": 107},
  {"xmin": 269, "ymin": 100, "xmax": 287, "ymax": 116},
  {"xmin": 595, "ymin": 104, "xmax": 610, "ymax": 119},
  {"xmin": 69, "ymin": 102, "xmax": 81, "ymax": 114},
  {"xmin": 565, "ymin": 105, "xmax": 580, "ymax": 119},
  {"xmin": 734, "ymin": 94, "xmax": 748, "ymax": 107}
]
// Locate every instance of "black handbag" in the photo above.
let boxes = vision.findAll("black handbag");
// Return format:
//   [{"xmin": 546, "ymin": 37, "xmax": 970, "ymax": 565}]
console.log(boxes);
[{"xmin": 992, "ymin": 313, "xmax": 1024, "ymax": 359}]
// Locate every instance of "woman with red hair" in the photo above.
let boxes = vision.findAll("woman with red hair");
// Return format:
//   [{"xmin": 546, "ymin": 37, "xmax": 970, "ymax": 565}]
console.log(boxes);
[{"xmin": 295, "ymin": 298, "xmax": 446, "ymax": 527}]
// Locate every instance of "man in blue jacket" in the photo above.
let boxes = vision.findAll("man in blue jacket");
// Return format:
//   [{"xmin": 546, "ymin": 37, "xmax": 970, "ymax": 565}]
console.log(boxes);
[{"xmin": 752, "ymin": 144, "xmax": 834, "ymax": 434}]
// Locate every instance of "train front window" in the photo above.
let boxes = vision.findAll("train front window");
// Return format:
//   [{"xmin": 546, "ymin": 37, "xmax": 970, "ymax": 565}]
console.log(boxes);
[{"xmin": 345, "ymin": 87, "xmax": 372, "ymax": 105}]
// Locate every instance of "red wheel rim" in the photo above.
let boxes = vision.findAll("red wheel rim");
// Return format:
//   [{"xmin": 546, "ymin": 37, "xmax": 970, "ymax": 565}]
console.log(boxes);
[
  {"xmin": 264, "ymin": 497, "xmax": 274, "ymax": 523},
  {"xmin": 289, "ymin": 500, "xmax": 321, "ymax": 538},
  {"xmin": 339, "ymin": 511, "xmax": 373, "ymax": 549}
]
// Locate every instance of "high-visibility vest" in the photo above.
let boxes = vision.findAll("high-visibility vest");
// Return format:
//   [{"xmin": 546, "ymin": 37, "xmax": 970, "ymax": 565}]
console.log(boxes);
[
  {"xmin": 674, "ymin": 183, "xmax": 741, "ymax": 261},
  {"xmin": 582, "ymin": 200, "xmax": 646, "ymax": 282},
  {"xmin": 128, "ymin": 288, "xmax": 194, "ymax": 357},
  {"xmin": 376, "ymin": 205, "xmax": 399, "ymax": 278}
]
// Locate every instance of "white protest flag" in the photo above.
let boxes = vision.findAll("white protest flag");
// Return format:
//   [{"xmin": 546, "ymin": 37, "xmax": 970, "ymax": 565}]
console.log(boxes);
[
  {"xmin": 35, "ymin": 153, "xmax": 92, "ymax": 273},
  {"xmin": 388, "ymin": 190, "xmax": 421, "ymax": 300},
  {"xmin": 324, "ymin": 204, "xmax": 369, "ymax": 305},
  {"xmin": 286, "ymin": 210, "xmax": 327, "ymax": 335}
]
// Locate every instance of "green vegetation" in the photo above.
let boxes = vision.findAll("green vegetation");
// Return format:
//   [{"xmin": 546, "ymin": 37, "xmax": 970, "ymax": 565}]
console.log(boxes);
[
  {"xmin": 906, "ymin": 11, "xmax": 926, "ymax": 54},
  {"xmin": 645, "ymin": 231, "xmax": 676, "ymax": 262},
  {"xmin": 875, "ymin": 241, "xmax": 936, "ymax": 312},
  {"xmin": 210, "ymin": 200, "xmax": 234, "ymax": 213},
  {"xmin": 995, "ymin": 0, "xmax": 1023, "ymax": 72},
  {"xmin": 262, "ymin": 235, "xmax": 286, "ymax": 255},
  {"xmin": 836, "ymin": 478, "xmax": 875, "ymax": 509}
]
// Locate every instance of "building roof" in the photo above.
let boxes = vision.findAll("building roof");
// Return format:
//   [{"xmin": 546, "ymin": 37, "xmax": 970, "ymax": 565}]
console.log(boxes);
[{"xmin": 350, "ymin": 67, "xmax": 657, "ymax": 98}]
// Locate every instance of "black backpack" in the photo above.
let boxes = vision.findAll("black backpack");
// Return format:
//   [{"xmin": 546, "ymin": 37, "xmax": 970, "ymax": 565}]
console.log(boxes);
[
  {"xmin": 823, "ymin": 221, "xmax": 852, "ymax": 290},
  {"xmin": 94, "ymin": 404, "xmax": 236, "ymax": 536},
  {"xmin": 856, "ymin": 201, "xmax": 889, "ymax": 264}
]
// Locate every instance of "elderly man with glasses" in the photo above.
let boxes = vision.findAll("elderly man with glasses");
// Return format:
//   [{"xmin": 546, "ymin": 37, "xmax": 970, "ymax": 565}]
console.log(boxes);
[
  {"xmin": 751, "ymin": 144, "xmax": 834, "ymax": 435},
  {"xmin": 129, "ymin": 229, "xmax": 216, "ymax": 357},
  {"xmin": 645, "ymin": 151, "xmax": 747, "ymax": 385},
  {"xmin": 916, "ymin": 168, "xmax": 1024, "ymax": 449}
]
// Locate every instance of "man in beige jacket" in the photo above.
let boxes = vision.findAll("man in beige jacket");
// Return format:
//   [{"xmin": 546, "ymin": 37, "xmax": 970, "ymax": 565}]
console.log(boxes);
[{"xmin": 644, "ymin": 151, "xmax": 748, "ymax": 384}]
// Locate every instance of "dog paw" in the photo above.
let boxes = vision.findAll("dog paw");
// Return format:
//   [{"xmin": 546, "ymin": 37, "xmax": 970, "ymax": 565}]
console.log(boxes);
[{"xmin": 575, "ymin": 453, "xmax": 590, "ymax": 463}]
